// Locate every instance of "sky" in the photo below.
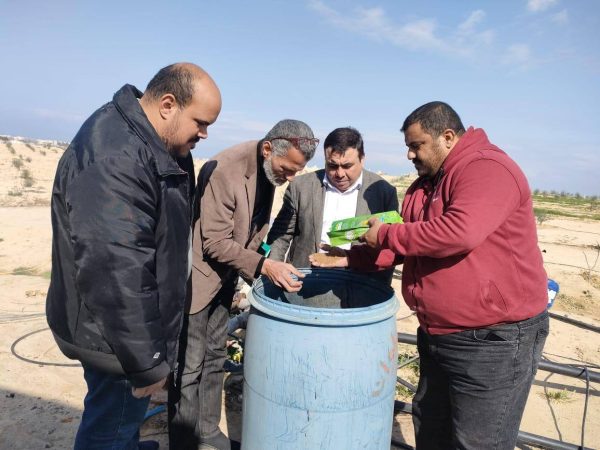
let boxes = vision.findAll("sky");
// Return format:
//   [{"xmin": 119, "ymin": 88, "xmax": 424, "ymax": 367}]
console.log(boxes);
[{"xmin": 1, "ymin": 0, "xmax": 599, "ymax": 195}]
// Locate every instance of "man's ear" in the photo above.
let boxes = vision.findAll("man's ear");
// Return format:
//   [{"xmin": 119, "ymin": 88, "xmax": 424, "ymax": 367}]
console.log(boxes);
[
  {"xmin": 441, "ymin": 129, "xmax": 457, "ymax": 149},
  {"xmin": 262, "ymin": 140, "xmax": 272, "ymax": 159},
  {"xmin": 158, "ymin": 94, "xmax": 178, "ymax": 120}
]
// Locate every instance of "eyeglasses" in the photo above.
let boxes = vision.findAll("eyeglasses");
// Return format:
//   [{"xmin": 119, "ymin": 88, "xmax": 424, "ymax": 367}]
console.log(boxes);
[{"xmin": 269, "ymin": 136, "xmax": 320, "ymax": 149}]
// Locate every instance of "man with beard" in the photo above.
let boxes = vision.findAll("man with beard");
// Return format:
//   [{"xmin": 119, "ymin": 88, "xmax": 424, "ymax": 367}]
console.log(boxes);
[
  {"xmin": 267, "ymin": 126, "xmax": 398, "ymax": 284},
  {"xmin": 46, "ymin": 63, "xmax": 221, "ymax": 449},
  {"xmin": 169, "ymin": 119, "xmax": 318, "ymax": 450},
  {"xmin": 311, "ymin": 102, "xmax": 549, "ymax": 450}
]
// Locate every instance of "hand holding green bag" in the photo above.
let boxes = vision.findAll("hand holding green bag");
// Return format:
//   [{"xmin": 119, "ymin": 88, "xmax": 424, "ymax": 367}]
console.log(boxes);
[{"xmin": 327, "ymin": 210, "xmax": 403, "ymax": 247}]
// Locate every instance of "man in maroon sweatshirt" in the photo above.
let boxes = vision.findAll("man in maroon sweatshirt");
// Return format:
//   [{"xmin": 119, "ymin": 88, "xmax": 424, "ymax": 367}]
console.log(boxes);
[{"xmin": 311, "ymin": 101, "xmax": 549, "ymax": 449}]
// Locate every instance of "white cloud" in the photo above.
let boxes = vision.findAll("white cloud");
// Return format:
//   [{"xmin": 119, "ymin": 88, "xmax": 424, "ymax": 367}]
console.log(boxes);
[
  {"xmin": 308, "ymin": 1, "xmax": 446, "ymax": 51},
  {"xmin": 308, "ymin": 1, "xmax": 494, "ymax": 58},
  {"xmin": 458, "ymin": 10, "xmax": 486, "ymax": 35},
  {"xmin": 502, "ymin": 44, "xmax": 532, "ymax": 67},
  {"xmin": 551, "ymin": 9, "xmax": 569, "ymax": 24},
  {"xmin": 527, "ymin": 0, "xmax": 559, "ymax": 13}
]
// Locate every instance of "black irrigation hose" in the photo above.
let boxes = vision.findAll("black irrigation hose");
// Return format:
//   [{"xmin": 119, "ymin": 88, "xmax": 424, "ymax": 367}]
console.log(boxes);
[
  {"xmin": 544, "ymin": 351, "xmax": 600, "ymax": 370},
  {"xmin": 581, "ymin": 368, "xmax": 590, "ymax": 449},
  {"xmin": 548, "ymin": 311, "xmax": 600, "ymax": 334},
  {"xmin": 537, "ymin": 359, "xmax": 600, "ymax": 384},
  {"xmin": 396, "ymin": 376, "xmax": 417, "ymax": 393},
  {"xmin": 517, "ymin": 431, "xmax": 593, "ymax": 450},
  {"xmin": 10, "ymin": 327, "xmax": 81, "ymax": 367}
]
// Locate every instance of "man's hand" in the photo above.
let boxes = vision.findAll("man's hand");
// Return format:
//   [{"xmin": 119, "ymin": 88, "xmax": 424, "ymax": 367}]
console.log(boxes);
[
  {"xmin": 132, "ymin": 376, "xmax": 167, "ymax": 399},
  {"xmin": 358, "ymin": 218, "xmax": 383, "ymax": 249},
  {"xmin": 308, "ymin": 244, "xmax": 349, "ymax": 268},
  {"xmin": 261, "ymin": 259, "xmax": 304, "ymax": 292}
]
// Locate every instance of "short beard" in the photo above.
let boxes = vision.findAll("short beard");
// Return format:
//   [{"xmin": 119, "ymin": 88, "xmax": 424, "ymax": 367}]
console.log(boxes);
[
  {"xmin": 161, "ymin": 112, "xmax": 181, "ymax": 156},
  {"xmin": 263, "ymin": 157, "xmax": 283, "ymax": 186}
]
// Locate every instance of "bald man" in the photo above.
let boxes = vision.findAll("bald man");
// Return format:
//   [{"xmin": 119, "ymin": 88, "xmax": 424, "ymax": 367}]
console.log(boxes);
[{"xmin": 46, "ymin": 63, "xmax": 221, "ymax": 449}]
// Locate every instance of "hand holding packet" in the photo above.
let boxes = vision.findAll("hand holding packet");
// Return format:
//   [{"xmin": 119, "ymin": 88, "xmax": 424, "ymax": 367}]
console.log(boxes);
[{"xmin": 327, "ymin": 210, "xmax": 403, "ymax": 247}]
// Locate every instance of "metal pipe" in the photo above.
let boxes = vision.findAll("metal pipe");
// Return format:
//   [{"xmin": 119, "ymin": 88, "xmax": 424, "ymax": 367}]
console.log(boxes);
[
  {"xmin": 397, "ymin": 332, "xmax": 600, "ymax": 383},
  {"xmin": 396, "ymin": 376, "xmax": 417, "ymax": 393},
  {"xmin": 397, "ymin": 332, "xmax": 417, "ymax": 346},
  {"xmin": 548, "ymin": 311, "xmax": 600, "ymax": 334},
  {"xmin": 517, "ymin": 430, "xmax": 591, "ymax": 449},
  {"xmin": 539, "ymin": 359, "xmax": 600, "ymax": 383},
  {"xmin": 394, "ymin": 400, "xmax": 412, "ymax": 414}
]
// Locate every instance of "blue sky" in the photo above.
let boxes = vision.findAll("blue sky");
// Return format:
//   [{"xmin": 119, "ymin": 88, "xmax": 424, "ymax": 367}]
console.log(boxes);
[{"xmin": 1, "ymin": 0, "xmax": 599, "ymax": 194}]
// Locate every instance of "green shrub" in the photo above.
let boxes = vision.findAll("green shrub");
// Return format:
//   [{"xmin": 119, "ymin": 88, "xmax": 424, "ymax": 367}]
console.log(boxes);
[{"xmin": 12, "ymin": 158, "xmax": 24, "ymax": 169}]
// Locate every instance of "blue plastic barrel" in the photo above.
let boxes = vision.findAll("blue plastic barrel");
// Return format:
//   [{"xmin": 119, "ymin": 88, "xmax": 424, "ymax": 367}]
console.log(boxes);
[{"xmin": 241, "ymin": 268, "xmax": 399, "ymax": 450}]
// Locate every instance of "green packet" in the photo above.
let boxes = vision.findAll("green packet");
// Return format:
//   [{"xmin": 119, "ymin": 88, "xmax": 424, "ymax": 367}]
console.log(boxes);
[{"xmin": 327, "ymin": 210, "xmax": 402, "ymax": 246}]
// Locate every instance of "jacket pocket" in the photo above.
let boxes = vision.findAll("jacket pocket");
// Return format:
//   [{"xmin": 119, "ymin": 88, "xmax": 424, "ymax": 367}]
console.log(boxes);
[{"xmin": 193, "ymin": 260, "xmax": 213, "ymax": 277}]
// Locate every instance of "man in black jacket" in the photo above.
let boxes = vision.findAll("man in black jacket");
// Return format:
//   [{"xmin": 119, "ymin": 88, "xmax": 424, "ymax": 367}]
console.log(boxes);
[{"xmin": 46, "ymin": 63, "xmax": 221, "ymax": 449}]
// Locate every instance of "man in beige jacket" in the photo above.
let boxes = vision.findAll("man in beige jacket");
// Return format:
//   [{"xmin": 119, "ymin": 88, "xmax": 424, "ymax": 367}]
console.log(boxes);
[{"xmin": 169, "ymin": 119, "xmax": 318, "ymax": 450}]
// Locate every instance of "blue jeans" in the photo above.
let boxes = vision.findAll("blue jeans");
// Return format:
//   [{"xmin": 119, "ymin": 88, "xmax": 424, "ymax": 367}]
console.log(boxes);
[
  {"xmin": 413, "ymin": 311, "xmax": 549, "ymax": 450},
  {"xmin": 74, "ymin": 364, "xmax": 151, "ymax": 450}
]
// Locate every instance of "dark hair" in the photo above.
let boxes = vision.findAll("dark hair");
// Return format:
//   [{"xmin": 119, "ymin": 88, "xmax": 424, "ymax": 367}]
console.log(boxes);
[
  {"xmin": 144, "ymin": 64, "xmax": 196, "ymax": 107},
  {"xmin": 323, "ymin": 127, "xmax": 364, "ymax": 158},
  {"xmin": 401, "ymin": 101, "xmax": 465, "ymax": 138}
]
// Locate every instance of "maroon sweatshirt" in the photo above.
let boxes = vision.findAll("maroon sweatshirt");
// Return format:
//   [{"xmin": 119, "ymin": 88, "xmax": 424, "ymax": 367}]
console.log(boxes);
[{"xmin": 349, "ymin": 127, "xmax": 548, "ymax": 334}]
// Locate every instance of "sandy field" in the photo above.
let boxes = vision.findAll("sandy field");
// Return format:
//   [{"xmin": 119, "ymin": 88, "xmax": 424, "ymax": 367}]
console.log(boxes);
[{"xmin": 0, "ymin": 138, "xmax": 599, "ymax": 449}]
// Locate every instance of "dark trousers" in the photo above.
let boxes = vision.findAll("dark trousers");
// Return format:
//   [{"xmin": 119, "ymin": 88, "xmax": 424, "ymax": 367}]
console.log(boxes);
[
  {"xmin": 74, "ymin": 364, "xmax": 151, "ymax": 450},
  {"xmin": 413, "ymin": 311, "xmax": 549, "ymax": 450},
  {"xmin": 168, "ymin": 283, "xmax": 234, "ymax": 450}
]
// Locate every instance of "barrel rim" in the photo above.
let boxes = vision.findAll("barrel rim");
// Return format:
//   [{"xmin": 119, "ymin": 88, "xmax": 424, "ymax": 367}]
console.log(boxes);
[{"xmin": 250, "ymin": 268, "xmax": 399, "ymax": 326}]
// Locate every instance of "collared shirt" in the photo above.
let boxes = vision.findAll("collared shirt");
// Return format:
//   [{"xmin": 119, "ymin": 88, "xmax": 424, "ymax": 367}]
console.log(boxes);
[{"xmin": 320, "ymin": 172, "xmax": 363, "ymax": 250}]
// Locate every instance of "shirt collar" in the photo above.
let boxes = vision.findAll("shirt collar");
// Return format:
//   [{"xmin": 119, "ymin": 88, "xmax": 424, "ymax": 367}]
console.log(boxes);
[{"xmin": 323, "ymin": 171, "xmax": 363, "ymax": 194}]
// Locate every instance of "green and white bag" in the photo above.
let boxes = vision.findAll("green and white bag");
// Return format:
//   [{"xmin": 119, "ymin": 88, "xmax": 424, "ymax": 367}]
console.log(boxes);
[{"xmin": 327, "ymin": 210, "xmax": 403, "ymax": 247}]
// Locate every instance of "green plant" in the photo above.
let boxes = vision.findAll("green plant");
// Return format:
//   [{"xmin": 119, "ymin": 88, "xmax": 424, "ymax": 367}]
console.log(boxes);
[
  {"xmin": 12, "ymin": 266, "xmax": 38, "ymax": 276},
  {"xmin": 12, "ymin": 158, "xmax": 24, "ymax": 170},
  {"xmin": 25, "ymin": 143, "xmax": 36, "ymax": 152},
  {"xmin": 542, "ymin": 389, "xmax": 574, "ymax": 403},
  {"xmin": 21, "ymin": 169, "xmax": 35, "ymax": 187},
  {"xmin": 7, "ymin": 188, "xmax": 22, "ymax": 196},
  {"xmin": 395, "ymin": 383, "xmax": 415, "ymax": 399},
  {"xmin": 535, "ymin": 211, "xmax": 549, "ymax": 225},
  {"xmin": 398, "ymin": 352, "xmax": 420, "ymax": 377}
]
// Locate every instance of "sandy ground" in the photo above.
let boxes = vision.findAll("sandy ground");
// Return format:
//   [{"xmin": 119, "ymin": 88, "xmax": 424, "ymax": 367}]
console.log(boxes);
[
  {"xmin": 1, "ymin": 139, "xmax": 599, "ymax": 450},
  {"xmin": 1, "ymin": 207, "xmax": 599, "ymax": 449}
]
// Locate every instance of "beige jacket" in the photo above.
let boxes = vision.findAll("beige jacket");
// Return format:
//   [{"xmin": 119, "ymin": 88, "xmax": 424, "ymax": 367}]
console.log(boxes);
[{"xmin": 190, "ymin": 141, "xmax": 273, "ymax": 314}]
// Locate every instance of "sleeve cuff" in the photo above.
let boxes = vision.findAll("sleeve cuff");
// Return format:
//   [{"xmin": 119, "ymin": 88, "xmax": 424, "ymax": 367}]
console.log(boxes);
[
  {"xmin": 128, "ymin": 360, "xmax": 170, "ymax": 388},
  {"xmin": 254, "ymin": 256, "xmax": 266, "ymax": 279}
]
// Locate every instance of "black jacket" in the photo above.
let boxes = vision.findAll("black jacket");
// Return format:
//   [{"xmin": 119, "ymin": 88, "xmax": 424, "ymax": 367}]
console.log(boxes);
[{"xmin": 46, "ymin": 85, "xmax": 194, "ymax": 387}]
